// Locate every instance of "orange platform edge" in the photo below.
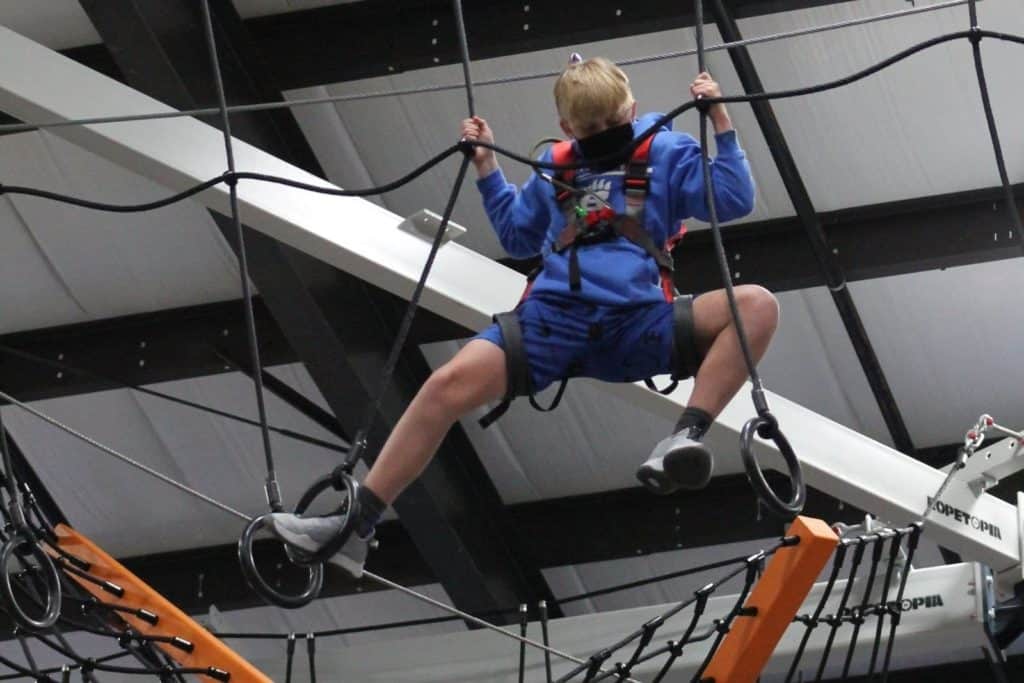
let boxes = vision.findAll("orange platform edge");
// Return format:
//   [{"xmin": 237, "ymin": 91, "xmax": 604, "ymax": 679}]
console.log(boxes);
[
  {"xmin": 701, "ymin": 516, "xmax": 839, "ymax": 683},
  {"xmin": 48, "ymin": 523, "xmax": 271, "ymax": 683}
]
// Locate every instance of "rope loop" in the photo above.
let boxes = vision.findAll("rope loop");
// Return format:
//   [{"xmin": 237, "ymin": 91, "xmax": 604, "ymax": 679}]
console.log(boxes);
[
  {"xmin": 739, "ymin": 414, "xmax": 806, "ymax": 519},
  {"xmin": 0, "ymin": 532, "xmax": 62, "ymax": 630}
]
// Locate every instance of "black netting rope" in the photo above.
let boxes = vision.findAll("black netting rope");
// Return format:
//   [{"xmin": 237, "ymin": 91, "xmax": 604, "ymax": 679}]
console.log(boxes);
[
  {"xmin": 780, "ymin": 526, "xmax": 920, "ymax": 683},
  {"xmin": 0, "ymin": 0, "xmax": 972, "ymax": 137},
  {"xmin": 0, "ymin": 651, "xmax": 134, "ymax": 681},
  {"xmin": 0, "ymin": 31, "xmax": 1016, "ymax": 216},
  {"xmin": 338, "ymin": 0, "xmax": 476, "ymax": 474},
  {"xmin": 965, "ymin": 1, "xmax": 1024, "ymax": 248},
  {"xmin": 199, "ymin": 0, "xmax": 279, "ymax": 514}
]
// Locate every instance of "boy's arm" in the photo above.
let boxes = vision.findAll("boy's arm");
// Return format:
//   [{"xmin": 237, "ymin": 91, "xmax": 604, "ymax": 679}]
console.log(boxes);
[
  {"xmin": 462, "ymin": 116, "xmax": 551, "ymax": 258},
  {"xmin": 669, "ymin": 74, "xmax": 755, "ymax": 222}
]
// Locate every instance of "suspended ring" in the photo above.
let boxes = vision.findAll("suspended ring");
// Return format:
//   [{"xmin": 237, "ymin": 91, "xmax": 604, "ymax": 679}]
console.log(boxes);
[
  {"xmin": 740, "ymin": 415, "xmax": 806, "ymax": 519},
  {"xmin": 285, "ymin": 469, "xmax": 361, "ymax": 566},
  {"xmin": 0, "ymin": 533, "xmax": 62, "ymax": 630},
  {"xmin": 237, "ymin": 513, "xmax": 324, "ymax": 609}
]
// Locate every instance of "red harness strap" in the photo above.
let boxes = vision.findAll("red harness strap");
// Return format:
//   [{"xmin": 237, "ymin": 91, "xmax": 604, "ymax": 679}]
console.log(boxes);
[{"xmin": 547, "ymin": 135, "xmax": 685, "ymax": 302}]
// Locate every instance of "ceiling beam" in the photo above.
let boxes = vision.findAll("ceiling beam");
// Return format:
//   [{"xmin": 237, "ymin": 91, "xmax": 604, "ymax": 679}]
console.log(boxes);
[
  {"xmin": 675, "ymin": 183, "xmax": 1024, "ymax": 294},
  {"xmin": 78, "ymin": 0, "xmax": 554, "ymax": 624},
  {"xmin": 244, "ymin": 0, "xmax": 856, "ymax": 89},
  {"xmin": 0, "ymin": 298, "xmax": 297, "ymax": 403}
]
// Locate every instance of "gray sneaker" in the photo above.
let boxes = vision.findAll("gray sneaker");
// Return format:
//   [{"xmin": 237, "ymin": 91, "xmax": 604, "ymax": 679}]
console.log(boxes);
[
  {"xmin": 269, "ymin": 513, "xmax": 371, "ymax": 579},
  {"xmin": 636, "ymin": 432, "xmax": 714, "ymax": 495}
]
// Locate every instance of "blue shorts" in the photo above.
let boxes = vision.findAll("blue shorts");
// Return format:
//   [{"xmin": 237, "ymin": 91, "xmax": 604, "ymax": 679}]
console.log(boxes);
[{"xmin": 475, "ymin": 296, "xmax": 677, "ymax": 392}]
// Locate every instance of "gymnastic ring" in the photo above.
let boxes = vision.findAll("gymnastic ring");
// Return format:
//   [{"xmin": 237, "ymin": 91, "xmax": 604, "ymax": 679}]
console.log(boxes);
[
  {"xmin": 285, "ymin": 469, "xmax": 361, "ymax": 567},
  {"xmin": 0, "ymin": 533, "xmax": 62, "ymax": 630},
  {"xmin": 237, "ymin": 513, "xmax": 324, "ymax": 609},
  {"xmin": 739, "ymin": 415, "xmax": 806, "ymax": 520}
]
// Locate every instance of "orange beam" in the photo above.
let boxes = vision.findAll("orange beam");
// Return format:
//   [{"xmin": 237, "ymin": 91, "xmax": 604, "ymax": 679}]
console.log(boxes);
[
  {"xmin": 701, "ymin": 516, "xmax": 838, "ymax": 683},
  {"xmin": 49, "ymin": 524, "xmax": 271, "ymax": 683}
]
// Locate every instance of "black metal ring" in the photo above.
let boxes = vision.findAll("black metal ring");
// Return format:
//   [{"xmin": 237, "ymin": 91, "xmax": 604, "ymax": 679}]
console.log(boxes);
[
  {"xmin": 740, "ymin": 415, "xmax": 806, "ymax": 519},
  {"xmin": 286, "ymin": 470, "xmax": 360, "ymax": 566},
  {"xmin": 237, "ymin": 513, "xmax": 324, "ymax": 609},
  {"xmin": 0, "ymin": 533, "xmax": 62, "ymax": 630}
]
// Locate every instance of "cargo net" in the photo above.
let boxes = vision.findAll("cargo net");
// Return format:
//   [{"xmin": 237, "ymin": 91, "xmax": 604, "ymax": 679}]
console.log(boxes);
[
  {"xmin": 0, "ymin": 424, "xmax": 260, "ymax": 682},
  {"xmin": 205, "ymin": 518, "xmax": 925, "ymax": 683}
]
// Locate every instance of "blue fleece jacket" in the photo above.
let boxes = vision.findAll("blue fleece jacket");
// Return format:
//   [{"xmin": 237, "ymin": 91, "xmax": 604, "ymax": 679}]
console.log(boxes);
[{"xmin": 476, "ymin": 113, "xmax": 755, "ymax": 306}]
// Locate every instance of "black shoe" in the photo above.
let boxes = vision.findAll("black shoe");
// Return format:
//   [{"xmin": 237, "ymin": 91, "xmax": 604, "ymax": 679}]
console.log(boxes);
[{"xmin": 636, "ymin": 432, "xmax": 714, "ymax": 495}]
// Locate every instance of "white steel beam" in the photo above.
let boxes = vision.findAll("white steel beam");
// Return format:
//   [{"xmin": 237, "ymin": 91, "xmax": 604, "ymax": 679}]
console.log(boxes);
[{"xmin": 0, "ymin": 28, "xmax": 1018, "ymax": 580}]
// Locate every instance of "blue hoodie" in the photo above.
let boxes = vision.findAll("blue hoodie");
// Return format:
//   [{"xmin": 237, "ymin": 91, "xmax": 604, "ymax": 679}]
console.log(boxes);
[{"xmin": 476, "ymin": 113, "xmax": 755, "ymax": 306}]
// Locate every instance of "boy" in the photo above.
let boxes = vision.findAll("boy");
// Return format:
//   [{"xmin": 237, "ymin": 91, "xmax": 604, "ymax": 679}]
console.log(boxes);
[{"xmin": 271, "ymin": 58, "xmax": 778, "ymax": 578}]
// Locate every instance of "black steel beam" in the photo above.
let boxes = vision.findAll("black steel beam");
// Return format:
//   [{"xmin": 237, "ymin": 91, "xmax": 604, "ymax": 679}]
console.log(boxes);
[
  {"xmin": 80, "ymin": 0, "xmax": 555, "ymax": 623},
  {"xmin": 245, "ymin": 0, "xmax": 855, "ymax": 89},
  {"xmin": 0, "ymin": 298, "xmax": 296, "ymax": 403},
  {"xmin": 503, "ymin": 180, "xmax": 1024, "ymax": 293},
  {"xmin": 710, "ymin": 0, "xmax": 915, "ymax": 454},
  {"xmin": 675, "ymin": 182, "xmax": 1024, "ymax": 293}
]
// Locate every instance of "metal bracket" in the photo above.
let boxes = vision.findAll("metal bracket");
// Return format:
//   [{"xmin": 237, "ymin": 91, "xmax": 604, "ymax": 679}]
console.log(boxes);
[
  {"xmin": 398, "ymin": 208, "xmax": 467, "ymax": 245},
  {"xmin": 945, "ymin": 437, "xmax": 1024, "ymax": 496}
]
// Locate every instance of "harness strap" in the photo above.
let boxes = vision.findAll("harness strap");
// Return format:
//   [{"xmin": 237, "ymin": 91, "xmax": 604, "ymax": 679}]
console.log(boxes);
[
  {"xmin": 624, "ymin": 135, "xmax": 654, "ymax": 221},
  {"xmin": 670, "ymin": 295, "xmax": 701, "ymax": 380},
  {"xmin": 479, "ymin": 311, "xmax": 569, "ymax": 428}
]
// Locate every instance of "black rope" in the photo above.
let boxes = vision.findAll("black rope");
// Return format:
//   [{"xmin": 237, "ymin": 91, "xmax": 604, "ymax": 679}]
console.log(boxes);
[
  {"xmin": 199, "ymin": 0, "xmax": 280, "ymax": 512},
  {"xmin": 785, "ymin": 542, "xmax": 850, "ymax": 682},
  {"xmin": 840, "ymin": 535, "xmax": 886, "ymax": 678},
  {"xmin": 451, "ymin": 0, "xmax": 476, "ymax": 117},
  {"xmin": 0, "ymin": 31, "xmax": 1016, "ymax": 218},
  {"xmin": 867, "ymin": 531, "xmax": 904, "ymax": 678},
  {"xmin": 879, "ymin": 525, "xmax": 922, "ymax": 681},
  {"xmin": 815, "ymin": 538, "xmax": 867, "ymax": 680},
  {"xmin": 217, "ymin": 542, "xmax": 788, "ymax": 641},
  {"xmin": 0, "ymin": 651, "xmax": 134, "ymax": 681},
  {"xmin": 284, "ymin": 634, "xmax": 296, "ymax": 683},
  {"xmin": 965, "ymin": 2, "xmax": 1023, "ymax": 248},
  {"xmin": 341, "ymin": 0, "xmax": 477, "ymax": 470},
  {"xmin": 306, "ymin": 633, "xmax": 317, "ymax": 683}
]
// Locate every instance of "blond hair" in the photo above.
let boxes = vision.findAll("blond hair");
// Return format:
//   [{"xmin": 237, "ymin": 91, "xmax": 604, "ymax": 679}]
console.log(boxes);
[{"xmin": 553, "ymin": 57, "xmax": 634, "ymax": 138}]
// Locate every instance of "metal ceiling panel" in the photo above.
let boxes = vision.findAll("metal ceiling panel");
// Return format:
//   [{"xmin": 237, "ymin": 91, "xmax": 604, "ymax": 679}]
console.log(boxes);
[
  {"xmin": 849, "ymin": 259, "xmax": 1024, "ymax": 448},
  {"xmin": 0, "ymin": 131, "xmax": 242, "ymax": 334},
  {"xmin": 1, "ymin": 364, "xmax": 347, "ymax": 557},
  {"xmin": 290, "ymin": 0, "xmax": 1021, "ymax": 261}
]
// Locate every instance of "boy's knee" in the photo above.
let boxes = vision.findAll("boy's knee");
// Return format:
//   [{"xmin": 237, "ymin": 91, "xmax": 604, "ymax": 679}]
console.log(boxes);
[
  {"xmin": 422, "ymin": 361, "xmax": 481, "ymax": 415},
  {"xmin": 739, "ymin": 285, "xmax": 779, "ymax": 330}
]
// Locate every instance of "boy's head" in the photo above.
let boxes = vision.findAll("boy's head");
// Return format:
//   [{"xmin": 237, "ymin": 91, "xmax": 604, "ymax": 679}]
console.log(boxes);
[{"xmin": 554, "ymin": 57, "xmax": 636, "ymax": 139}]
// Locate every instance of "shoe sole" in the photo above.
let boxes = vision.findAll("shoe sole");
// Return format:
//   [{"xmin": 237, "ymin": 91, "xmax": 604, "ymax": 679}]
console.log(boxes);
[{"xmin": 636, "ymin": 445, "xmax": 713, "ymax": 496}]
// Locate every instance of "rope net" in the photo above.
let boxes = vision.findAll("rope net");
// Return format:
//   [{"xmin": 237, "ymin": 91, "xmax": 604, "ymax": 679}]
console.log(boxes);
[{"xmin": 0, "ymin": 0, "xmax": 1018, "ymax": 679}]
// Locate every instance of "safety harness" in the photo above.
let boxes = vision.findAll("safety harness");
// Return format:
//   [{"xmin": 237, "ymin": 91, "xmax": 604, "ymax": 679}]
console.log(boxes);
[{"xmin": 479, "ymin": 135, "xmax": 701, "ymax": 428}]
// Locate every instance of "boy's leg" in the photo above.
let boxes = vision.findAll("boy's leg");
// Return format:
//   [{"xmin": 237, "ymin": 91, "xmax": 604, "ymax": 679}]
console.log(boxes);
[
  {"xmin": 640, "ymin": 285, "xmax": 778, "ymax": 494},
  {"xmin": 363, "ymin": 339, "xmax": 508, "ymax": 504},
  {"xmin": 688, "ymin": 285, "xmax": 779, "ymax": 416},
  {"xmin": 270, "ymin": 339, "xmax": 508, "ymax": 572}
]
